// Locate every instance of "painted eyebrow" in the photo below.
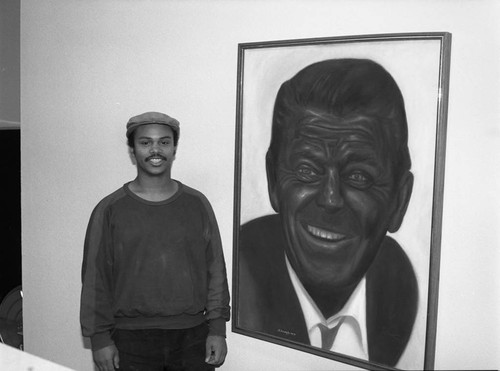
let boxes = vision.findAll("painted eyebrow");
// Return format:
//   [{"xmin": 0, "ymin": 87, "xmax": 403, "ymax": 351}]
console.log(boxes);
[
  {"xmin": 290, "ymin": 147, "xmax": 379, "ymax": 164},
  {"xmin": 342, "ymin": 151, "xmax": 381, "ymax": 166},
  {"xmin": 289, "ymin": 137, "xmax": 383, "ymax": 168}
]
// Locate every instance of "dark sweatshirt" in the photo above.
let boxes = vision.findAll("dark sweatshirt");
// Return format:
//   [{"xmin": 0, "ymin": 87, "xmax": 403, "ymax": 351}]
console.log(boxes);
[{"xmin": 80, "ymin": 182, "xmax": 230, "ymax": 350}]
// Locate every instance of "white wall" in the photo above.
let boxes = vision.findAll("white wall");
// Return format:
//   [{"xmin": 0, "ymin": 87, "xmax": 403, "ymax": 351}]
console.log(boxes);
[
  {"xmin": 21, "ymin": 1, "xmax": 500, "ymax": 370},
  {"xmin": 0, "ymin": 0, "xmax": 20, "ymax": 127}
]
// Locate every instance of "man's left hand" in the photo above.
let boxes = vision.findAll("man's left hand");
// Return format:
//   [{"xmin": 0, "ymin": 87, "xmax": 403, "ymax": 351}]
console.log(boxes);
[{"xmin": 205, "ymin": 335, "xmax": 227, "ymax": 367}]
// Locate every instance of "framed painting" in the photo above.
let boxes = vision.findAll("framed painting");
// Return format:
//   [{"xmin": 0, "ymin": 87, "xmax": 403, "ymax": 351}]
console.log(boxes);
[{"xmin": 232, "ymin": 33, "xmax": 451, "ymax": 370}]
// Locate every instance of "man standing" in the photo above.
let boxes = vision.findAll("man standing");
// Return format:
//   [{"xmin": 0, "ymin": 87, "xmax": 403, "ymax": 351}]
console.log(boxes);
[
  {"xmin": 81, "ymin": 112, "xmax": 230, "ymax": 371},
  {"xmin": 238, "ymin": 59, "xmax": 417, "ymax": 367}
]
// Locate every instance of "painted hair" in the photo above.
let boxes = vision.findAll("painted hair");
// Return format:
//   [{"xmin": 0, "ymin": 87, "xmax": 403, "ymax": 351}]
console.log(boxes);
[{"xmin": 268, "ymin": 58, "xmax": 411, "ymax": 181}]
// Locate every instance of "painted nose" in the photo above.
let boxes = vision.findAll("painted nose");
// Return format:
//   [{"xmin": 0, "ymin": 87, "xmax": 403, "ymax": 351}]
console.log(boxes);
[{"xmin": 316, "ymin": 169, "xmax": 344, "ymax": 211}]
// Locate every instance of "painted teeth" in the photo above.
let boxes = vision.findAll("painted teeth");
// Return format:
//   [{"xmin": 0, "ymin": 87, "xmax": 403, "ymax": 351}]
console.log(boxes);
[{"xmin": 307, "ymin": 225, "xmax": 345, "ymax": 241}]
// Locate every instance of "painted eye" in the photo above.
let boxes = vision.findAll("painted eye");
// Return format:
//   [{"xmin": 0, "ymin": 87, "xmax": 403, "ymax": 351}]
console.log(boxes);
[
  {"xmin": 295, "ymin": 164, "xmax": 320, "ymax": 182},
  {"xmin": 344, "ymin": 171, "xmax": 373, "ymax": 189}
]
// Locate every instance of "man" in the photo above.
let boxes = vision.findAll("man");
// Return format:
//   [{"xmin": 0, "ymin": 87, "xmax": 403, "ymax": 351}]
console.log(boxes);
[
  {"xmin": 81, "ymin": 111, "xmax": 230, "ymax": 371},
  {"xmin": 238, "ymin": 59, "xmax": 418, "ymax": 367}
]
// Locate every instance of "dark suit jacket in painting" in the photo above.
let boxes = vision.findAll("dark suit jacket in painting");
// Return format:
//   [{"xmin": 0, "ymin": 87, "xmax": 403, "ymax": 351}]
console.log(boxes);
[{"xmin": 237, "ymin": 214, "xmax": 418, "ymax": 367}]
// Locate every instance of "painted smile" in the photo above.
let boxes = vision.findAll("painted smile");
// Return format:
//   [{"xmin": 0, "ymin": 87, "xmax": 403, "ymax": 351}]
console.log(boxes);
[
  {"xmin": 306, "ymin": 225, "xmax": 347, "ymax": 242},
  {"xmin": 297, "ymin": 221, "xmax": 358, "ymax": 252}
]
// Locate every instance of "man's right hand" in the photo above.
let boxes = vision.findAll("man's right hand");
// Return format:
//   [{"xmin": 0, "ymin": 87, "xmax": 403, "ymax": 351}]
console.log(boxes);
[{"xmin": 93, "ymin": 344, "xmax": 120, "ymax": 371}]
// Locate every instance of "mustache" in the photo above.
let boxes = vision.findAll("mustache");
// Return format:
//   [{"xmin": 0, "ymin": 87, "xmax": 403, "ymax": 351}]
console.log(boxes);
[{"xmin": 145, "ymin": 154, "xmax": 167, "ymax": 161}]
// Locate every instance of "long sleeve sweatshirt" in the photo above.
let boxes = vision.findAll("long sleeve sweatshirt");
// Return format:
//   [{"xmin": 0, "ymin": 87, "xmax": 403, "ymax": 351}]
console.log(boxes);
[{"xmin": 80, "ymin": 182, "xmax": 230, "ymax": 350}]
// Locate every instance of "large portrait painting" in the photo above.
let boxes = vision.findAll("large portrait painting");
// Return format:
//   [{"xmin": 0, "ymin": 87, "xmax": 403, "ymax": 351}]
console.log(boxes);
[{"xmin": 232, "ymin": 33, "xmax": 451, "ymax": 370}]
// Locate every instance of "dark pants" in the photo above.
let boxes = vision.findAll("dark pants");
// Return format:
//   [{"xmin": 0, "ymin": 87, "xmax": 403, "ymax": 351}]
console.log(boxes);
[{"xmin": 113, "ymin": 323, "xmax": 214, "ymax": 371}]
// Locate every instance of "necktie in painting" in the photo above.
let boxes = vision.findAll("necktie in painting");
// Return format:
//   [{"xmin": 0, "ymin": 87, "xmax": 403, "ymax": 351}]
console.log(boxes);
[{"xmin": 318, "ymin": 317, "xmax": 345, "ymax": 351}]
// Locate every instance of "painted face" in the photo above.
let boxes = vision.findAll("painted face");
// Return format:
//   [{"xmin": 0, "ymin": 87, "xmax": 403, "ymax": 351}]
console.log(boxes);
[
  {"xmin": 131, "ymin": 124, "xmax": 176, "ymax": 177},
  {"xmin": 269, "ymin": 112, "xmax": 410, "ymax": 291}
]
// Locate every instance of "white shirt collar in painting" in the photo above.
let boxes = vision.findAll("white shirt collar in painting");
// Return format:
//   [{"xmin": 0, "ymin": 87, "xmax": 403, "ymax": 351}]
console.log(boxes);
[{"xmin": 285, "ymin": 255, "xmax": 369, "ymax": 360}]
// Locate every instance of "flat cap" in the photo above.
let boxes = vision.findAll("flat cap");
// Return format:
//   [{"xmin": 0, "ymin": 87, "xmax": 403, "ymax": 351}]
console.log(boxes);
[{"xmin": 126, "ymin": 111, "xmax": 180, "ymax": 139}]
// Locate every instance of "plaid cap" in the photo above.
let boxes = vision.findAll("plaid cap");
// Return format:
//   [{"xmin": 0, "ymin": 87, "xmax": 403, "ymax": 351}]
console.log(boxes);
[{"xmin": 126, "ymin": 111, "xmax": 180, "ymax": 139}]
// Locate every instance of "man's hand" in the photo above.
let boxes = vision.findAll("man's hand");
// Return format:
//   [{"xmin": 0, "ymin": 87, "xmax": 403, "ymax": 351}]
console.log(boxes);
[
  {"xmin": 205, "ymin": 335, "xmax": 227, "ymax": 367},
  {"xmin": 93, "ymin": 344, "xmax": 119, "ymax": 371}
]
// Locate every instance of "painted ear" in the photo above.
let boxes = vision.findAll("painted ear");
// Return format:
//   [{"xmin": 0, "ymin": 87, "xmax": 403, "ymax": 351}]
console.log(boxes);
[
  {"xmin": 266, "ymin": 151, "xmax": 279, "ymax": 213},
  {"xmin": 128, "ymin": 147, "xmax": 137, "ymax": 166},
  {"xmin": 388, "ymin": 171, "xmax": 414, "ymax": 233}
]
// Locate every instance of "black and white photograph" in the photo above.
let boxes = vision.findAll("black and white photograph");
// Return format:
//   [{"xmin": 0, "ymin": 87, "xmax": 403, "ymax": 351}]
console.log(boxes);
[{"xmin": 5, "ymin": 1, "xmax": 500, "ymax": 370}]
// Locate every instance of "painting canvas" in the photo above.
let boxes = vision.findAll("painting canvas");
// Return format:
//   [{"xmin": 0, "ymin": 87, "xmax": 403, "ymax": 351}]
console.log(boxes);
[{"xmin": 232, "ymin": 33, "xmax": 451, "ymax": 370}]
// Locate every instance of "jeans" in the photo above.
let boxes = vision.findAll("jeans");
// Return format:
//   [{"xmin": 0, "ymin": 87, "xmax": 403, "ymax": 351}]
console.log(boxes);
[{"xmin": 113, "ymin": 323, "xmax": 214, "ymax": 371}]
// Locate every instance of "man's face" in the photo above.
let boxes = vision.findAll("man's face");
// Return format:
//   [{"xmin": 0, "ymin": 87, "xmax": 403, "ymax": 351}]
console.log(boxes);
[
  {"xmin": 267, "ymin": 111, "xmax": 412, "ymax": 291},
  {"xmin": 131, "ymin": 124, "xmax": 177, "ymax": 177}
]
